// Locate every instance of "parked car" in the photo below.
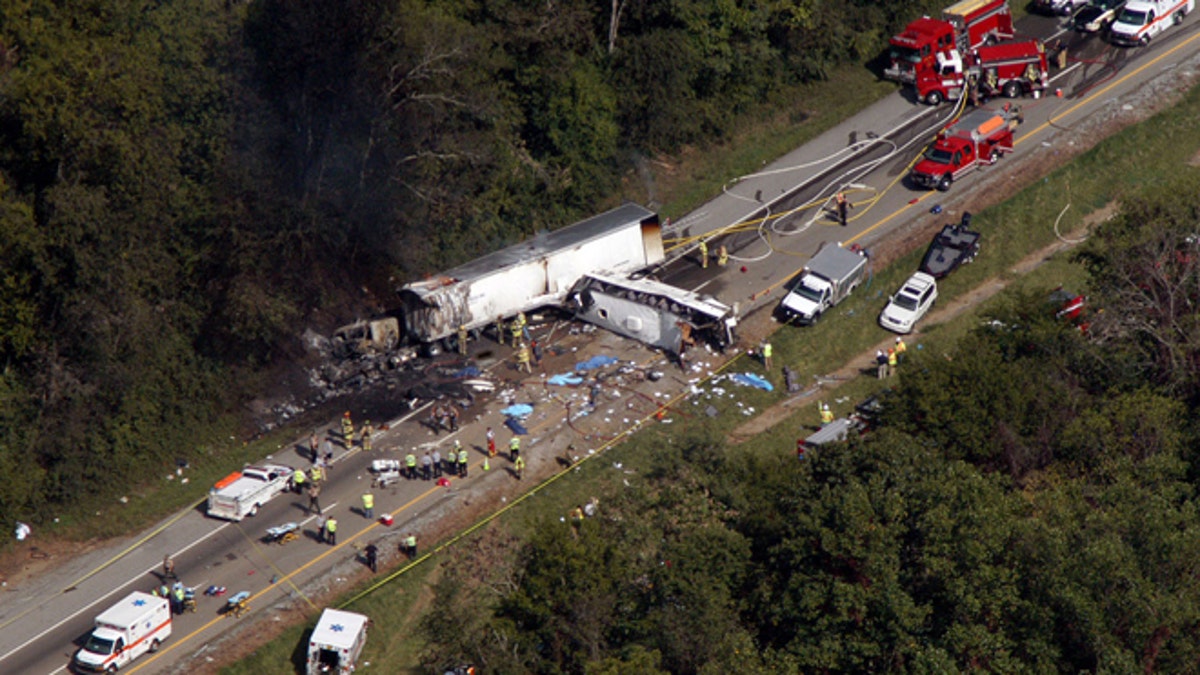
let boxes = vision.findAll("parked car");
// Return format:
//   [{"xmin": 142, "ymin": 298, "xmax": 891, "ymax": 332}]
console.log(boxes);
[
  {"xmin": 879, "ymin": 272, "xmax": 939, "ymax": 334},
  {"xmin": 1034, "ymin": 0, "xmax": 1089, "ymax": 15},
  {"xmin": 1075, "ymin": 0, "xmax": 1127, "ymax": 32}
]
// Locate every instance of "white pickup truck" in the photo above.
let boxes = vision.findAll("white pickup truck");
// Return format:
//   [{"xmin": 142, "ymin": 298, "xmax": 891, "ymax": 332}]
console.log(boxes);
[{"xmin": 206, "ymin": 464, "xmax": 295, "ymax": 521}]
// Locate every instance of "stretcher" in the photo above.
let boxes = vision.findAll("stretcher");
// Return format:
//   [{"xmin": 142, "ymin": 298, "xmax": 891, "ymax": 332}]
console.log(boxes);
[
  {"xmin": 226, "ymin": 591, "xmax": 251, "ymax": 618},
  {"xmin": 265, "ymin": 522, "xmax": 300, "ymax": 545}
]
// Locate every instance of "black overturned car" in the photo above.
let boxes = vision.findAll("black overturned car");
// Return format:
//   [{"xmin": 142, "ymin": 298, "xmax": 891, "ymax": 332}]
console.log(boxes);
[
  {"xmin": 919, "ymin": 213, "xmax": 981, "ymax": 279},
  {"xmin": 1075, "ymin": 0, "xmax": 1127, "ymax": 32}
]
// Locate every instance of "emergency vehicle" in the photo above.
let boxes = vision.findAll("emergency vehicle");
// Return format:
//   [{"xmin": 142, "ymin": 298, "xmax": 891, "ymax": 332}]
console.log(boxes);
[
  {"xmin": 307, "ymin": 608, "xmax": 369, "ymax": 674},
  {"xmin": 910, "ymin": 107, "xmax": 1021, "ymax": 191},
  {"xmin": 884, "ymin": 0, "xmax": 1015, "ymax": 83},
  {"xmin": 206, "ymin": 463, "xmax": 295, "ymax": 521},
  {"xmin": 74, "ymin": 592, "xmax": 172, "ymax": 672},
  {"xmin": 1109, "ymin": 0, "xmax": 1194, "ymax": 45},
  {"xmin": 916, "ymin": 39, "xmax": 1049, "ymax": 105}
]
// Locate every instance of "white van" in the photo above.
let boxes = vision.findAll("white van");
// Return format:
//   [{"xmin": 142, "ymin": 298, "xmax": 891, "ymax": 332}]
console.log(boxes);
[
  {"xmin": 74, "ymin": 591, "xmax": 172, "ymax": 672},
  {"xmin": 307, "ymin": 608, "xmax": 369, "ymax": 674}
]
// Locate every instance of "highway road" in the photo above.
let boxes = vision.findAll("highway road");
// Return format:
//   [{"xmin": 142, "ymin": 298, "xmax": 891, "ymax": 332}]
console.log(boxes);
[{"xmin": 4, "ymin": 10, "xmax": 1200, "ymax": 674}]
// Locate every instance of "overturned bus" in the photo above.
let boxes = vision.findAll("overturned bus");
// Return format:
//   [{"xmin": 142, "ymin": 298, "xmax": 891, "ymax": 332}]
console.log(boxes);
[{"xmin": 568, "ymin": 273, "xmax": 738, "ymax": 355}]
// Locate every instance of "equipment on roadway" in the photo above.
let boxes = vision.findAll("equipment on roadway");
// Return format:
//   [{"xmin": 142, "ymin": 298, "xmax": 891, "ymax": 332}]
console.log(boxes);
[
  {"xmin": 307, "ymin": 608, "xmax": 370, "ymax": 675},
  {"xmin": 74, "ymin": 591, "xmax": 172, "ymax": 673},
  {"xmin": 885, "ymin": 0, "xmax": 1015, "ymax": 83},
  {"xmin": 225, "ymin": 591, "xmax": 251, "ymax": 619},
  {"xmin": 266, "ymin": 521, "xmax": 300, "ymax": 545}
]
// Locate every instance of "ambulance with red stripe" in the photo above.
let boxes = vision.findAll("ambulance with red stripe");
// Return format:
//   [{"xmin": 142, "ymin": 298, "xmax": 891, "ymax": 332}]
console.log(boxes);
[
  {"xmin": 1109, "ymin": 0, "xmax": 1193, "ymax": 46},
  {"xmin": 74, "ymin": 591, "xmax": 171, "ymax": 672}
]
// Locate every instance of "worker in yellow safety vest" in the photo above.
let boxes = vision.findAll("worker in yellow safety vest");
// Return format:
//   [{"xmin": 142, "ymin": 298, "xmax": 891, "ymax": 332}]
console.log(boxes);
[
  {"xmin": 699, "ymin": 240, "xmax": 708, "ymax": 269},
  {"xmin": 362, "ymin": 491, "xmax": 374, "ymax": 519},
  {"xmin": 292, "ymin": 468, "xmax": 306, "ymax": 493},
  {"xmin": 819, "ymin": 403, "xmax": 834, "ymax": 426},
  {"xmin": 341, "ymin": 412, "xmax": 354, "ymax": 448},
  {"xmin": 717, "ymin": 244, "xmax": 728, "ymax": 267},
  {"xmin": 516, "ymin": 343, "xmax": 532, "ymax": 373}
]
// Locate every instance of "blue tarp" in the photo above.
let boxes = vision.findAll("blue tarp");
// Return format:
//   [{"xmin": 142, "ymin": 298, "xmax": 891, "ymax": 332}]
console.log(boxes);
[
  {"xmin": 501, "ymin": 404, "xmax": 533, "ymax": 419},
  {"xmin": 731, "ymin": 373, "xmax": 774, "ymax": 391},
  {"xmin": 505, "ymin": 418, "xmax": 528, "ymax": 435},
  {"xmin": 453, "ymin": 365, "xmax": 482, "ymax": 378},
  {"xmin": 575, "ymin": 355, "xmax": 618, "ymax": 372},
  {"xmin": 548, "ymin": 374, "xmax": 584, "ymax": 386}
]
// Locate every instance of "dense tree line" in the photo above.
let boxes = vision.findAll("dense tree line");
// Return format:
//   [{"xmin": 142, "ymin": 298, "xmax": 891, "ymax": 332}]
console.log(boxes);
[
  {"xmin": 0, "ymin": 0, "xmax": 939, "ymax": 519},
  {"xmin": 419, "ymin": 181, "xmax": 1200, "ymax": 672}
]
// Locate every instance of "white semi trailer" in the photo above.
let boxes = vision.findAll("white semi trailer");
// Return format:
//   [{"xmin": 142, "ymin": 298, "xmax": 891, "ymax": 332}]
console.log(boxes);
[{"xmin": 397, "ymin": 203, "xmax": 664, "ymax": 347}]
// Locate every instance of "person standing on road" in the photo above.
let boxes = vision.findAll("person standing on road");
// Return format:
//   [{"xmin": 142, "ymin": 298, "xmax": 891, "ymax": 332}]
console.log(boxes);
[
  {"xmin": 516, "ymin": 343, "xmax": 532, "ymax": 373},
  {"xmin": 405, "ymin": 451, "xmax": 417, "ymax": 480},
  {"xmin": 895, "ymin": 336, "xmax": 907, "ymax": 363},
  {"xmin": 447, "ymin": 405, "xmax": 459, "ymax": 432},
  {"xmin": 432, "ymin": 449, "xmax": 442, "ymax": 478},
  {"xmin": 514, "ymin": 455, "xmax": 526, "ymax": 480},
  {"xmin": 486, "ymin": 427, "xmax": 496, "ymax": 458},
  {"xmin": 699, "ymin": 239, "xmax": 708, "ymax": 269},
  {"xmin": 458, "ymin": 325, "xmax": 469, "ymax": 356},
  {"xmin": 422, "ymin": 452, "xmax": 432, "ymax": 480},
  {"xmin": 360, "ymin": 420, "xmax": 374, "ymax": 451},
  {"xmin": 292, "ymin": 467, "xmax": 307, "ymax": 494},
  {"xmin": 836, "ymin": 191, "xmax": 852, "ymax": 227},
  {"xmin": 510, "ymin": 319, "xmax": 523, "ymax": 347},
  {"xmin": 458, "ymin": 445, "xmax": 469, "ymax": 477},
  {"xmin": 324, "ymin": 517, "xmax": 338, "ymax": 546},
  {"xmin": 307, "ymin": 483, "xmax": 322, "ymax": 516},
  {"xmin": 163, "ymin": 555, "xmax": 176, "ymax": 581},
  {"xmin": 717, "ymin": 244, "xmax": 728, "ymax": 267},
  {"xmin": 509, "ymin": 437, "xmax": 521, "ymax": 462},
  {"xmin": 362, "ymin": 491, "xmax": 374, "ymax": 520},
  {"xmin": 341, "ymin": 411, "xmax": 354, "ymax": 449},
  {"xmin": 309, "ymin": 432, "xmax": 319, "ymax": 461},
  {"xmin": 887, "ymin": 346, "xmax": 898, "ymax": 377}
]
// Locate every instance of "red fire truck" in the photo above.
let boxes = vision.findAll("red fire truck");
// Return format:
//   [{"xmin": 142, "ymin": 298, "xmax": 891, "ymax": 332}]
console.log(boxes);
[
  {"xmin": 915, "ymin": 39, "xmax": 1049, "ymax": 105},
  {"xmin": 884, "ymin": 0, "xmax": 1015, "ymax": 84},
  {"xmin": 910, "ymin": 107, "xmax": 1022, "ymax": 191}
]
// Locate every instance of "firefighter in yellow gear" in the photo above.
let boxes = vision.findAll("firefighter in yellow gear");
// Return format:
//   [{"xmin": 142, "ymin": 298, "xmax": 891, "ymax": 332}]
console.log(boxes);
[
  {"xmin": 457, "ymin": 325, "xmax": 468, "ymax": 356},
  {"xmin": 698, "ymin": 240, "xmax": 708, "ymax": 268},
  {"xmin": 819, "ymin": 403, "xmax": 834, "ymax": 426},
  {"xmin": 717, "ymin": 244, "xmax": 728, "ymax": 267},
  {"xmin": 341, "ymin": 412, "xmax": 354, "ymax": 449},
  {"xmin": 887, "ymin": 347, "xmax": 898, "ymax": 377},
  {"xmin": 516, "ymin": 343, "xmax": 532, "ymax": 373},
  {"xmin": 510, "ymin": 320, "xmax": 523, "ymax": 347},
  {"xmin": 360, "ymin": 421, "xmax": 374, "ymax": 451}
]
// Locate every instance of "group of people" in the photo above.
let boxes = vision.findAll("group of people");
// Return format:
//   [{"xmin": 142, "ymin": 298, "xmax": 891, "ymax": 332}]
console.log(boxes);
[
  {"xmin": 155, "ymin": 557, "xmax": 195, "ymax": 614},
  {"xmin": 429, "ymin": 403, "xmax": 460, "ymax": 433},
  {"xmin": 696, "ymin": 239, "xmax": 730, "ymax": 269},
  {"xmin": 875, "ymin": 336, "xmax": 907, "ymax": 379}
]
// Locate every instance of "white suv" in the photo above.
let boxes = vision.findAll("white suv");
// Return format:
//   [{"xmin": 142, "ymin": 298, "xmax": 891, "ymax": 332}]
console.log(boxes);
[{"xmin": 879, "ymin": 272, "xmax": 938, "ymax": 334}]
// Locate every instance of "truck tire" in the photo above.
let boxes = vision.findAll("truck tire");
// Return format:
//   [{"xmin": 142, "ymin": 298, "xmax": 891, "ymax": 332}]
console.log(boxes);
[
  {"xmin": 937, "ymin": 174, "xmax": 953, "ymax": 192},
  {"xmin": 149, "ymin": 639, "xmax": 161, "ymax": 653},
  {"xmin": 248, "ymin": 504, "xmax": 259, "ymax": 517},
  {"xmin": 925, "ymin": 90, "xmax": 943, "ymax": 106},
  {"xmin": 989, "ymin": 148, "xmax": 1001, "ymax": 163},
  {"xmin": 1003, "ymin": 81, "xmax": 1022, "ymax": 99},
  {"xmin": 1175, "ymin": 9, "xmax": 1184, "ymax": 24},
  {"xmin": 1140, "ymin": 34, "xmax": 1151, "ymax": 45}
]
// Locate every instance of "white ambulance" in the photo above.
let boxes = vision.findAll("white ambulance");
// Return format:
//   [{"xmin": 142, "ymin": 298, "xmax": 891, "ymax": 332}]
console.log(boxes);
[
  {"xmin": 307, "ymin": 608, "xmax": 369, "ymax": 674},
  {"xmin": 74, "ymin": 591, "xmax": 172, "ymax": 672},
  {"xmin": 1109, "ymin": 0, "xmax": 1194, "ymax": 45}
]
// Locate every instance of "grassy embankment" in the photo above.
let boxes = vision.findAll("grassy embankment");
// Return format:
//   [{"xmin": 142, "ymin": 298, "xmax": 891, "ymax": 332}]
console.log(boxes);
[{"xmin": 220, "ymin": 73, "xmax": 1200, "ymax": 674}]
